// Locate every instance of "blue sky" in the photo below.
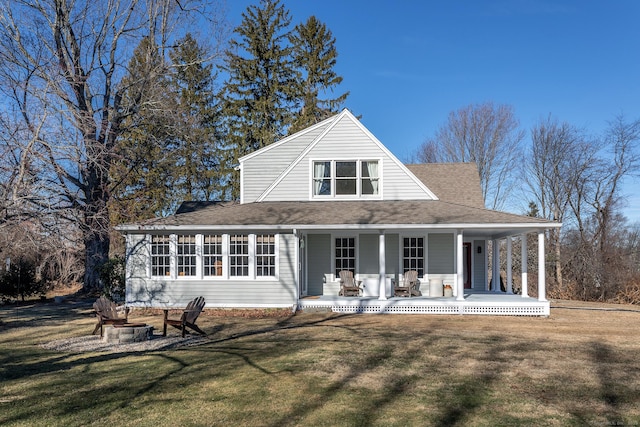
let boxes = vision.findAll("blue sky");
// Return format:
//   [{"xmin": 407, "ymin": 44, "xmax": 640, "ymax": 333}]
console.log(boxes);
[{"xmin": 226, "ymin": 1, "xmax": 640, "ymax": 220}]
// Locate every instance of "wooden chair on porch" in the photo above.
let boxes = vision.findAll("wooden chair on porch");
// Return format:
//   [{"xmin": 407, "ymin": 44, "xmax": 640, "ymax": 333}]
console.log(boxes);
[
  {"xmin": 394, "ymin": 270, "xmax": 421, "ymax": 297},
  {"xmin": 338, "ymin": 270, "xmax": 362, "ymax": 296}
]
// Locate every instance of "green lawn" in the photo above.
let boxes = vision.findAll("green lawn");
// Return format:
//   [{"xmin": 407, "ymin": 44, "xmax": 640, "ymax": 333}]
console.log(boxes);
[{"xmin": 1, "ymin": 300, "xmax": 639, "ymax": 426}]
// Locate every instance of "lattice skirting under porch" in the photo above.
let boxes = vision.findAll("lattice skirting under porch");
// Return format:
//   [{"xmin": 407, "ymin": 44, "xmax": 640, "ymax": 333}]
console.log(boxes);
[{"xmin": 298, "ymin": 296, "xmax": 550, "ymax": 316}]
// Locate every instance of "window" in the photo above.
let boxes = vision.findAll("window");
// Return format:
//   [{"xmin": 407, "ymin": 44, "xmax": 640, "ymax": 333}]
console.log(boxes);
[
  {"xmin": 312, "ymin": 160, "xmax": 379, "ymax": 197},
  {"xmin": 229, "ymin": 235, "xmax": 249, "ymax": 276},
  {"xmin": 313, "ymin": 161, "xmax": 331, "ymax": 195},
  {"xmin": 403, "ymin": 237, "xmax": 424, "ymax": 277},
  {"xmin": 148, "ymin": 233, "xmax": 278, "ymax": 279},
  {"xmin": 151, "ymin": 235, "xmax": 171, "ymax": 276},
  {"xmin": 177, "ymin": 235, "xmax": 196, "ymax": 276},
  {"xmin": 362, "ymin": 161, "xmax": 379, "ymax": 195},
  {"xmin": 335, "ymin": 161, "xmax": 357, "ymax": 195},
  {"xmin": 203, "ymin": 235, "xmax": 223, "ymax": 276},
  {"xmin": 256, "ymin": 234, "xmax": 276, "ymax": 276},
  {"xmin": 335, "ymin": 237, "xmax": 355, "ymax": 276}
]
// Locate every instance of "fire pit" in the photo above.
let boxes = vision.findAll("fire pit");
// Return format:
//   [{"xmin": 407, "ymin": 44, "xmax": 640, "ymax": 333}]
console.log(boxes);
[{"xmin": 103, "ymin": 323, "xmax": 153, "ymax": 344}]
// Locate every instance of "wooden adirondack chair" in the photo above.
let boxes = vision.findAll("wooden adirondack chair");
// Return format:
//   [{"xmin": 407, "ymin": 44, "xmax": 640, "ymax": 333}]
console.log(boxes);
[
  {"xmin": 338, "ymin": 270, "xmax": 362, "ymax": 296},
  {"xmin": 163, "ymin": 296, "xmax": 207, "ymax": 337},
  {"xmin": 92, "ymin": 296, "xmax": 129, "ymax": 337},
  {"xmin": 394, "ymin": 270, "xmax": 421, "ymax": 297}
]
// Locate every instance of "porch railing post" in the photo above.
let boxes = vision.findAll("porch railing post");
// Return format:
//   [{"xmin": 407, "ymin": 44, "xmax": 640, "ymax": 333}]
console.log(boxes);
[
  {"xmin": 506, "ymin": 236, "xmax": 513, "ymax": 294},
  {"xmin": 456, "ymin": 230, "xmax": 464, "ymax": 301},
  {"xmin": 378, "ymin": 231, "xmax": 387, "ymax": 300},
  {"xmin": 492, "ymin": 238, "xmax": 501, "ymax": 292},
  {"xmin": 538, "ymin": 231, "xmax": 547, "ymax": 301},
  {"xmin": 521, "ymin": 234, "xmax": 528, "ymax": 297}
]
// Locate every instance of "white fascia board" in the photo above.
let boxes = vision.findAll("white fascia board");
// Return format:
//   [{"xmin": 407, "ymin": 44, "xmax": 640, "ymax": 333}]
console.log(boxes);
[
  {"xmin": 117, "ymin": 221, "xmax": 561, "ymax": 234},
  {"xmin": 237, "ymin": 114, "xmax": 337, "ymax": 164},
  {"xmin": 256, "ymin": 109, "xmax": 351, "ymax": 202},
  {"xmin": 343, "ymin": 111, "xmax": 440, "ymax": 201}
]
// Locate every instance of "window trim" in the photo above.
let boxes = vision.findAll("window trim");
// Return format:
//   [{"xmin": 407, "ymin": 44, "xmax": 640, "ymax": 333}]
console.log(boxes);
[
  {"xmin": 401, "ymin": 235, "xmax": 425, "ymax": 278},
  {"xmin": 333, "ymin": 234, "xmax": 358, "ymax": 278},
  {"xmin": 310, "ymin": 159, "xmax": 381, "ymax": 199},
  {"xmin": 147, "ymin": 233, "xmax": 279, "ymax": 281}
]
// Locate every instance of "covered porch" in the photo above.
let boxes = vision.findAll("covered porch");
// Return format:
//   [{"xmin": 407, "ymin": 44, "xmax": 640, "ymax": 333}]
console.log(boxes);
[{"xmin": 297, "ymin": 226, "xmax": 552, "ymax": 316}]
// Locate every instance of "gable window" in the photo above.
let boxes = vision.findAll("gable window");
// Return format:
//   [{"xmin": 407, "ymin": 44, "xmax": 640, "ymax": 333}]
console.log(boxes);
[
  {"xmin": 362, "ymin": 161, "xmax": 379, "ymax": 195},
  {"xmin": 177, "ymin": 235, "xmax": 196, "ymax": 276},
  {"xmin": 403, "ymin": 237, "xmax": 424, "ymax": 277},
  {"xmin": 229, "ymin": 235, "xmax": 249, "ymax": 277},
  {"xmin": 335, "ymin": 237, "xmax": 355, "ymax": 276},
  {"xmin": 203, "ymin": 235, "xmax": 223, "ymax": 276},
  {"xmin": 336, "ymin": 161, "xmax": 357, "ymax": 195},
  {"xmin": 313, "ymin": 161, "xmax": 331, "ymax": 195},
  {"xmin": 312, "ymin": 160, "xmax": 380, "ymax": 198},
  {"xmin": 151, "ymin": 235, "xmax": 171, "ymax": 276},
  {"xmin": 256, "ymin": 234, "xmax": 276, "ymax": 276}
]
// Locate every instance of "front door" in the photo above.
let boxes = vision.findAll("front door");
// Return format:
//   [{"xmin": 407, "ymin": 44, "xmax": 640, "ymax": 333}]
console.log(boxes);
[
  {"xmin": 463, "ymin": 243, "xmax": 472, "ymax": 288},
  {"xmin": 299, "ymin": 236, "xmax": 307, "ymax": 297}
]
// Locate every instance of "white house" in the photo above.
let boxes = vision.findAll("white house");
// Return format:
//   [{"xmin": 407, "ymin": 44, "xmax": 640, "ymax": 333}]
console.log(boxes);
[{"xmin": 117, "ymin": 109, "xmax": 561, "ymax": 315}]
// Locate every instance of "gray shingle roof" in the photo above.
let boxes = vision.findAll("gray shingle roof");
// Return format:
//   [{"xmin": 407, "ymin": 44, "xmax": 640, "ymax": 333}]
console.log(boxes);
[
  {"xmin": 119, "ymin": 199, "xmax": 556, "ymax": 230},
  {"xmin": 405, "ymin": 163, "xmax": 485, "ymax": 208}
]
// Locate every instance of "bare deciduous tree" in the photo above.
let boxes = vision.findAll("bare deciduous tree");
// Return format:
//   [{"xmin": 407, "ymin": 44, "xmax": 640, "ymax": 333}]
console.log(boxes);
[
  {"xmin": 417, "ymin": 102, "xmax": 525, "ymax": 210},
  {"xmin": 0, "ymin": 0, "xmax": 217, "ymax": 291}
]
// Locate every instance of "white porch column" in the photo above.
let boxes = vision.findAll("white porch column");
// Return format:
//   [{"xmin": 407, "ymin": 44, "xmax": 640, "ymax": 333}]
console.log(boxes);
[
  {"xmin": 456, "ymin": 230, "xmax": 465, "ymax": 300},
  {"xmin": 492, "ymin": 239, "xmax": 501, "ymax": 292},
  {"xmin": 538, "ymin": 231, "xmax": 547, "ymax": 301},
  {"xmin": 378, "ymin": 231, "xmax": 387, "ymax": 300},
  {"xmin": 521, "ymin": 234, "xmax": 529, "ymax": 297},
  {"xmin": 506, "ymin": 236, "xmax": 513, "ymax": 294}
]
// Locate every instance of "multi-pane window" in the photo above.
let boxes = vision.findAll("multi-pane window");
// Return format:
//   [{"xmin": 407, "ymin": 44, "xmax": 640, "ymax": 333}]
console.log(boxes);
[
  {"xmin": 335, "ymin": 237, "xmax": 355, "ymax": 276},
  {"xmin": 312, "ymin": 160, "xmax": 379, "ymax": 197},
  {"xmin": 177, "ymin": 235, "xmax": 196, "ymax": 276},
  {"xmin": 148, "ymin": 233, "xmax": 278, "ymax": 279},
  {"xmin": 312, "ymin": 161, "xmax": 331, "ymax": 196},
  {"xmin": 203, "ymin": 235, "xmax": 223, "ymax": 276},
  {"xmin": 151, "ymin": 235, "xmax": 171, "ymax": 276},
  {"xmin": 403, "ymin": 237, "xmax": 424, "ymax": 277},
  {"xmin": 256, "ymin": 234, "xmax": 276, "ymax": 276},
  {"xmin": 335, "ymin": 161, "xmax": 357, "ymax": 195},
  {"xmin": 361, "ymin": 161, "xmax": 379, "ymax": 195},
  {"xmin": 229, "ymin": 235, "xmax": 249, "ymax": 276}
]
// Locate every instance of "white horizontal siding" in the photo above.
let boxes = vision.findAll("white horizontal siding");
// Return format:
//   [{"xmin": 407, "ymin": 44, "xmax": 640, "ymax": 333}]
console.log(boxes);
[
  {"xmin": 242, "ymin": 126, "xmax": 327, "ymax": 202},
  {"xmin": 125, "ymin": 233, "xmax": 297, "ymax": 308},
  {"xmin": 262, "ymin": 115, "xmax": 434, "ymax": 201}
]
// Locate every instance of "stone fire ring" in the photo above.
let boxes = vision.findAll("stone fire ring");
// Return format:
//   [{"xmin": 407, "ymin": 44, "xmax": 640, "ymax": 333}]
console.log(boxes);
[{"xmin": 103, "ymin": 323, "xmax": 154, "ymax": 344}]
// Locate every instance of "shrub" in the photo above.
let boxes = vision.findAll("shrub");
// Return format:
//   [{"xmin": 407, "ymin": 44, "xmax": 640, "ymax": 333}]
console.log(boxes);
[
  {"xmin": 98, "ymin": 257, "xmax": 125, "ymax": 302},
  {"xmin": 0, "ymin": 258, "xmax": 50, "ymax": 301}
]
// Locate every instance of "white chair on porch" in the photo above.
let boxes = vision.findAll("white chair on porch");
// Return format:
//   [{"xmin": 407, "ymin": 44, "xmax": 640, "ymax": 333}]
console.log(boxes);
[
  {"xmin": 338, "ymin": 270, "xmax": 362, "ymax": 297},
  {"xmin": 394, "ymin": 270, "xmax": 421, "ymax": 297}
]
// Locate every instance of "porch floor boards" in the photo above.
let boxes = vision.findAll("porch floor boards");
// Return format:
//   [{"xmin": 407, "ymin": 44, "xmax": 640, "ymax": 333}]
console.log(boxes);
[{"xmin": 298, "ymin": 292, "xmax": 549, "ymax": 316}]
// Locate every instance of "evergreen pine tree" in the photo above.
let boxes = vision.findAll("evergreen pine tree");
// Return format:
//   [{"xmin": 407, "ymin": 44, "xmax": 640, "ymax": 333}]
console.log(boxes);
[
  {"xmin": 220, "ymin": 0, "xmax": 296, "ymax": 199},
  {"xmin": 169, "ymin": 33, "xmax": 222, "ymax": 202},
  {"xmin": 289, "ymin": 15, "xmax": 349, "ymax": 133},
  {"xmin": 110, "ymin": 37, "xmax": 177, "ymax": 223}
]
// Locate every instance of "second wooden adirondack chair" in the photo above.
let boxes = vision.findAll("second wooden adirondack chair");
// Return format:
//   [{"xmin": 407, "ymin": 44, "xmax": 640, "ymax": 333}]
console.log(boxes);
[{"xmin": 163, "ymin": 296, "xmax": 207, "ymax": 337}]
